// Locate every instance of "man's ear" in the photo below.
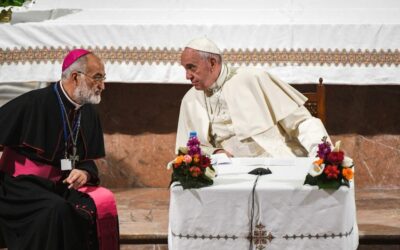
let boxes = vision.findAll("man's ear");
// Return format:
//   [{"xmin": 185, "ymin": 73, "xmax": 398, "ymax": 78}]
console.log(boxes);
[
  {"xmin": 209, "ymin": 58, "xmax": 218, "ymax": 74},
  {"xmin": 71, "ymin": 71, "xmax": 79, "ymax": 84},
  {"xmin": 209, "ymin": 57, "xmax": 217, "ymax": 68}
]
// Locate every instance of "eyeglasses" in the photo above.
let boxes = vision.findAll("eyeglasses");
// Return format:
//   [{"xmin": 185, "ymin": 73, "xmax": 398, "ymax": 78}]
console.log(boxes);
[{"xmin": 77, "ymin": 71, "xmax": 106, "ymax": 83}]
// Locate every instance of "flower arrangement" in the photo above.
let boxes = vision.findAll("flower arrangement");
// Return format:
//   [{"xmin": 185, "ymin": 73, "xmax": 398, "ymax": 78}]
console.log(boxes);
[
  {"xmin": 304, "ymin": 136, "xmax": 354, "ymax": 189},
  {"xmin": 0, "ymin": 0, "xmax": 34, "ymax": 23},
  {"xmin": 0, "ymin": 0, "xmax": 28, "ymax": 7},
  {"xmin": 167, "ymin": 133, "xmax": 216, "ymax": 189}
]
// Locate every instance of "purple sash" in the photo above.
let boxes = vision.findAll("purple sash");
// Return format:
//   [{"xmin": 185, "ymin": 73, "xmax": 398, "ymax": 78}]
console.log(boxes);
[{"xmin": 0, "ymin": 147, "xmax": 119, "ymax": 250}]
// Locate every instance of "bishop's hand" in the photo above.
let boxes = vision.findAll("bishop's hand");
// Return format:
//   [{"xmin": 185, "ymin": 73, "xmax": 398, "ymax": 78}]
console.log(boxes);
[{"xmin": 63, "ymin": 169, "xmax": 90, "ymax": 189}]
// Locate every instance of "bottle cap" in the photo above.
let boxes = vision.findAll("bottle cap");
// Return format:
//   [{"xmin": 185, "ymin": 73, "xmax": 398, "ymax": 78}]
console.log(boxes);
[{"xmin": 189, "ymin": 131, "xmax": 197, "ymax": 138}]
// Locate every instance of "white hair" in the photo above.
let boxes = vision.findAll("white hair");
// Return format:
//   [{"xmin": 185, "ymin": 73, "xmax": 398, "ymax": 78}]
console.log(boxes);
[
  {"xmin": 73, "ymin": 77, "xmax": 101, "ymax": 104},
  {"xmin": 61, "ymin": 54, "xmax": 101, "ymax": 104},
  {"xmin": 61, "ymin": 55, "xmax": 88, "ymax": 80},
  {"xmin": 197, "ymin": 50, "xmax": 222, "ymax": 64}
]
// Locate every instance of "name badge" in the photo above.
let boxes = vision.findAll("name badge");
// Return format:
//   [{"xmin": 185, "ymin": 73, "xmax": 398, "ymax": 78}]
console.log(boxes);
[{"xmin": 61, "ymin": 159, "xmax": 72, "ymax": 171}]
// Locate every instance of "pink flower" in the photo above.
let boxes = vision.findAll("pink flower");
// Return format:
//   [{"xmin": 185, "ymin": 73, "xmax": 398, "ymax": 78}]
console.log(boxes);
[
  {"xmin": 188, "ymin": 145, "xmax": 201, "ymax": 156},
  {"xmin": 187, "ymin": 137, "xmax": 200, "ymax": 147},
  {"xmin": 183, "ymin": 155, "xmax": 192, "ymax": 164}
]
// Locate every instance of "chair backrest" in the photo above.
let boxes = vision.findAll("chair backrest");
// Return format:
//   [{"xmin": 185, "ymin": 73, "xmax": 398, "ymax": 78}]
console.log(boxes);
[{"xmin": 302, "ymin": 78, "xmax": 326, "ymax": 125}]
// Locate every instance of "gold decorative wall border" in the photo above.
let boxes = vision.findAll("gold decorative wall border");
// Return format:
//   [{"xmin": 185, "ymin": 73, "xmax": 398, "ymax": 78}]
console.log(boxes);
[{"xmin": 0, "ymin": 46, "xmax": 399, "ymax": 66}]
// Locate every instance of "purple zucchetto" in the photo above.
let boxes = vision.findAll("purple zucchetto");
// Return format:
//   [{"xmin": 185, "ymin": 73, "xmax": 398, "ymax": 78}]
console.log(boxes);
[{"xmin": 62, "ymin": 49, "xmax": 91, "ymax": 72}]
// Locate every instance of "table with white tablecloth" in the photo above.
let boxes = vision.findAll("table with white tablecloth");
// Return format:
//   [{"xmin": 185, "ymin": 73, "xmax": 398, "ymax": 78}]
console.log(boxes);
[{"xmin": 168, "ymin": 158, "xmax": 358, "ymax": 250}]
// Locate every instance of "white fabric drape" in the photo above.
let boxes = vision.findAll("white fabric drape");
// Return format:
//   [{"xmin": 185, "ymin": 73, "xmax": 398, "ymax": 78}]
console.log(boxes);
[
  {"xmin": 168, "ymin": 158, "xmax": 359, "ymax": 250},
  {"xmin": 0, "ymin": 0, "xmax": 399, "ymax": 84}
]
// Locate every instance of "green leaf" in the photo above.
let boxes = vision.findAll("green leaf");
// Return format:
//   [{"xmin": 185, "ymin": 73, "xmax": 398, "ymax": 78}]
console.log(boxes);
[
  {"xmin": 201, "ymin": 174, "xmax": 213, "ymax": 182},
  {"xmin": 303, "ymin": 174, "xmax": 318, "ymax": 186},
  {"xmin": 317, "ymin": 179, "xmax": 341, "ymax": 189},
  {"xmin": 171, "ymin": 173, "xmax": 214, "ymax": 189},
  {"xmin": 14, "ymin": 0, "xmax": 25, "ymax": 5},
  {"xmin": 0, "ymin": 0, "xmax": 25, "ymax": 7}
]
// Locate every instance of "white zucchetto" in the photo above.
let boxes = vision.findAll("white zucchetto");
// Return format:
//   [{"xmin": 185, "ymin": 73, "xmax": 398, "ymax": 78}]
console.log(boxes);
[{"xmin": 185, "ymin": 37, "xmax": 221, "ymax": 55}]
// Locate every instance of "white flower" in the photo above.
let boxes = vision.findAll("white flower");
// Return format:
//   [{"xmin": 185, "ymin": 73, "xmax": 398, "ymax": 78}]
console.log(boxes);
[
  {"xmin": 342, "ymin": 156, "xmax": 354, "ymax": 167},
  {"xmin": 309, "ymin": 158, "xmax": 325, "ymax": 177},
  {"xmin": 332, "ymin": 140, "xmax": 341, "ymax": 152},
  {"xmin": 166, "ymin": 161, "xmax": 174, "ymax": 170},
  {"xmin": 205, "ymin": 167, "xmax": 216, "ymax": 179}
]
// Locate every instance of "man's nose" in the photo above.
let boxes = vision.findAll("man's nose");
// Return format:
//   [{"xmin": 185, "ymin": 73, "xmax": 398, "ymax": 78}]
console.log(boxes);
[
  {"xmin": 186, "ymin": 71, "xmax": 193, "ymax": 80},
  {"xmin": 98, "ymin": 81, "xmax": 105, "ymax": 91}
]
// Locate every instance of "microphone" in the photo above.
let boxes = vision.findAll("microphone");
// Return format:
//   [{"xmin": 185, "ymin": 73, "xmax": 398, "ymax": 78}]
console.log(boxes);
[
  {"xmin": 248, "ymin": 167, "xmax": 271, "ymax": 250},
  {"xmin": 248, "ymin": 167, "xmax": 272, "ymax": 175}
]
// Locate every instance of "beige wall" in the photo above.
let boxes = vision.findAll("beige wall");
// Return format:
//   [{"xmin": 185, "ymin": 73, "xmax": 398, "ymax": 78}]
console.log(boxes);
[{"xmin": 97, "ymin": 83, "xmax": 400, "ymax": 190}]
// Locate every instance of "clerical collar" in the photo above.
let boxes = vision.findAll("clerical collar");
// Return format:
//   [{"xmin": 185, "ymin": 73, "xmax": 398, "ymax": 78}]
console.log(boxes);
[
  {"xmin": 205, "ymin": 64, "xmax": 228, "ymax": 97},
  {"xmin": 59, "ymin": 82, "xmax": 82, "ymax": 110}
]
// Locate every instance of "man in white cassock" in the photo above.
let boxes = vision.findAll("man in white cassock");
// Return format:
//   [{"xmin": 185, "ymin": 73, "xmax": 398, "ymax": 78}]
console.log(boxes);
[{"xmin": 176, "ymin": 37, "xmax": 329, "ymax": 157}]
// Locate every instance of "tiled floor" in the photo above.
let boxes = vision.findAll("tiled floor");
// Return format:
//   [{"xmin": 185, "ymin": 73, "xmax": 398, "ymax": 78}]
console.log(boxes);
[
  {"xmin": 356, "ymin": 189, "xmax": 400, "ymax": 241},
  {"xmin": 0, "ymin": 188, "xmax": 398, "ymax": 249},
  {"xmin": 114, "ymin": 188, "xmax": 170, "ymax": 243}
]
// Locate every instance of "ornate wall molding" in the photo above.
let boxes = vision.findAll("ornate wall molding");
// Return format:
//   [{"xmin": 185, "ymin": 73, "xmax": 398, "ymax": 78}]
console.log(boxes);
[{"xmin": 1, "ymin": 46, "xmax": 399, "ymax": 67}]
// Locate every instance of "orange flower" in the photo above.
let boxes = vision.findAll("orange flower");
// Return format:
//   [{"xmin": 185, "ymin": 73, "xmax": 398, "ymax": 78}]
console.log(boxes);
[
  {"xmin": 174, "ymin": 155, "xmax": 184, "ymax": 165},
  {"xmin": 193, "ymin": 154, "xmax": 200, "ymax": 163},
  {"xmin": 313, "ymin": 158, "xmax": 324, "ymax": 166},
  {"xmin": 342, "ymin": 167, "xmax": 354, "ymax": 180}
]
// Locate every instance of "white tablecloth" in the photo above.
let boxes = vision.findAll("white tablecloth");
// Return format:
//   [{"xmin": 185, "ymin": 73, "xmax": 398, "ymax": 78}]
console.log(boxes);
[
  {"xmin": 168, "ymin": 158, "xmax": 358, "ymax": 250},
  {"xmin": 0, "ymin": 0, "xmax": 399, "ymax": 84}
]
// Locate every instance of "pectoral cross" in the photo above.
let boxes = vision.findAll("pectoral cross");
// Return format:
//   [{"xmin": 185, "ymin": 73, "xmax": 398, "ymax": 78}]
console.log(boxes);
[{"xmin": 69, "ymin": 146, "xmax": 79, "ymax": 168}]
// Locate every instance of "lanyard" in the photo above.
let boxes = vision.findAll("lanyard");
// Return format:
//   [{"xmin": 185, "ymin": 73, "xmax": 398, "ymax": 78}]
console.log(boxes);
[{"xmin": 53, "ymin": 83, "xmax": 81, "ymax": 168}]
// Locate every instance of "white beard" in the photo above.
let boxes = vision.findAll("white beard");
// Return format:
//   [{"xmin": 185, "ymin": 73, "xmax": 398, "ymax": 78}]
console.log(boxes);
[{"xmin": 73, "ymin": 79, "xmax": 101, "ymax": 104}]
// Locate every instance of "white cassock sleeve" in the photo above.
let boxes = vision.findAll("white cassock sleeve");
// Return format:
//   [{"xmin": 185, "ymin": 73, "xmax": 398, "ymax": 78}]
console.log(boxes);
[{"xmin": 279, "ymin": 106, "xmax": 330, "ymax": 157}]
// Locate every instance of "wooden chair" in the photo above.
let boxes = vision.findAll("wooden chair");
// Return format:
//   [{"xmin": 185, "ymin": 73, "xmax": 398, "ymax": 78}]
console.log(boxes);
[{"xmin": 302, "ymin": 78, "xmax": 326, "ymax": 125}]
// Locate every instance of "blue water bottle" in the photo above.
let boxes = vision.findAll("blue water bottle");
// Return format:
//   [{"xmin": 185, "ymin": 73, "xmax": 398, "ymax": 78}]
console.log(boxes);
[{"xmin": 189, "ymin": 131, "xmax": 197, "ymax": 139}]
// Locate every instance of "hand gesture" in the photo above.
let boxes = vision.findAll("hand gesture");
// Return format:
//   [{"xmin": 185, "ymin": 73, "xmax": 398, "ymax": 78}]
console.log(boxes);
[{"xmin": 63, "ymin": 169, "xmax": 90, "ymax": 189}]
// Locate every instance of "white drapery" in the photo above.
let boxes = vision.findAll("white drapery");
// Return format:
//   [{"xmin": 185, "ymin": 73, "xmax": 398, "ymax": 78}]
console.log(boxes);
[
  {"xmin": 168, "ymin": 158, "xmax": 359, "ymax": 250},
  {"xmin": 0, "ymin": 0, "xmax": 399, "ymax": 84}
]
